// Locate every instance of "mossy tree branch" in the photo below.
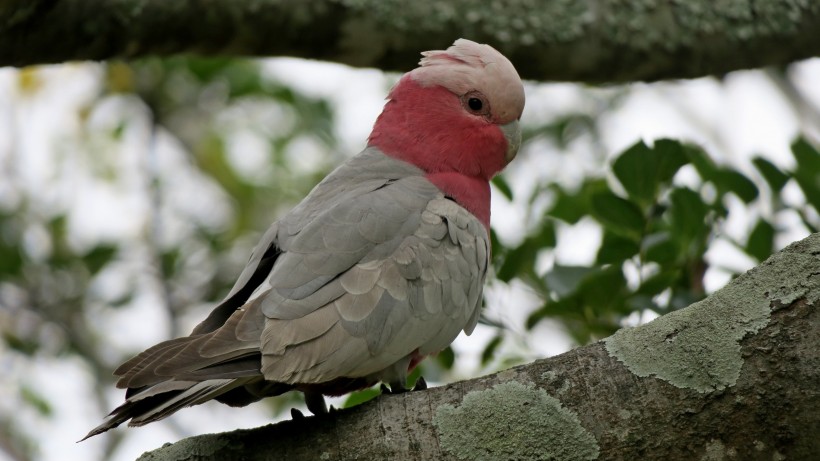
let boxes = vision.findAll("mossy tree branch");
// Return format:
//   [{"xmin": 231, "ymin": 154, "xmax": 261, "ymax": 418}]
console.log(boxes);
[
  {"xmin": 136, "ymin": 233, "xmax": 820, "ymax": 461},
  {"xmin": 2, "ymin": 0, "xmax": 820, "ymax": 82}
]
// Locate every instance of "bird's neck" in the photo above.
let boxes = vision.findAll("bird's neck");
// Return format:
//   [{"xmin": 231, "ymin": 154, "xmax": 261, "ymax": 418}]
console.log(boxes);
[
  {"xmin": 425, "ymin": 172, "xmax": 491, "ymax": 229},
  {"xmin": 368, "ymin": 79, "xmax": 505, "ymax": 229}
]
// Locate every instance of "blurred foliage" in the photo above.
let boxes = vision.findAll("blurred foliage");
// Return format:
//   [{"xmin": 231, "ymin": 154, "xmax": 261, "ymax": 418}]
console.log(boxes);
[
  {"xmin": 0, "ymin": 56, "xmax": 818, "ymax": 461},
  {"xmin": 0, "ymin": 57, "xmax": 338, "ymax": 461},
  {"xmin": 493, "ymin": 137, "xmax": 819, "ymax": 345}
]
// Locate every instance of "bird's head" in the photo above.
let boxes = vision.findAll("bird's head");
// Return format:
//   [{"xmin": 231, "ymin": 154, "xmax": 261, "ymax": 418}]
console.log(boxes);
[{"xmin": 368, "ymin": 39, "xmax": 525, "ymax": 181}]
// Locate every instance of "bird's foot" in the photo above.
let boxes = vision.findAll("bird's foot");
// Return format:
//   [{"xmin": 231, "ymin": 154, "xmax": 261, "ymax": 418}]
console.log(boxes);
[
  {"xmin": 304, "ymin": 391, "xmax": 328, "ymax": 415},
  {"xmin": 380, "ymin": 383, "xmax": 396, "ymax": 394},
  {"xmin": 381, "ymin": 376, "xmax": 427, "ymax": 394}
]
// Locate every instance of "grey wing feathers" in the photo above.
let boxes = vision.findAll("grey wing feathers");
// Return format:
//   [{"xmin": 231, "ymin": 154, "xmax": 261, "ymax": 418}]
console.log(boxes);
[
  {"xmin": 88, "ymin": 148, "xmax": 490, "ymax": 438},
  {"xmin": 259, "ymin": 175, "xmax": 490, "ymax": 385}
]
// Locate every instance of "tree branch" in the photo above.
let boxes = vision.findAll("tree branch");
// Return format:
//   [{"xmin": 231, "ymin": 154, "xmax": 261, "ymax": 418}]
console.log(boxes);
[
  {"xmin": 2, "ymin": 0, "xmax": 820, "ymax": 82},
  {"xmin": 135, "ymin": 233, "xmax": 820, "ymax": 461}
]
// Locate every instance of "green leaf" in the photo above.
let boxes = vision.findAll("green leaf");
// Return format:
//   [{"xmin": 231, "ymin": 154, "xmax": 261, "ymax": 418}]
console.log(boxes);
[
  {"xmin": 612, "ymin": 139, "xmax": 687, "ymax": 205},
  {"xmin": 653, "ymin": 139, "xmax": 690, "ymax": 180},
  {"xmin": 792, "ymin": 138, "xmax": 820, "ymax": 175},
  {"xmin": 791, "ymin": 138, "xmax": 820, "ymax": 211},
  {"xmin": 590, "ymin": 191, "xmax": 645, "ymax": 240},
  {"xmin": 627, "ymin": 294, "xmax": 658, "ymax": 313},
  {"xmin": 0, "ymin": 231, "xmax": 23, "ymax": 275},
  {"xmin": 670, "ymin": 288, "xmax": 702, "ymax": 310},
  {"xmin": 668, "ymin": 187, "xmax": 708, "ymax": 245},
  {"xmin": 160, "ymin": 249, "xmax": 181, "ymax": 278},
  {"xmin": 342, "ymin": 387, "xmax": 380, "ymax": 408},
  {"xmin": 716, "ymin": 169, "xmax": 758, "ymax": 203},
  {"xmin": 534, "ymin": 221, "xmax": 558, "ymax": 248},
  {"xmin": 3, "ymin": 332, "xmax": 39, "ymax": 355},
  {"xmin": 636, "ymin": 271, "xmax": 680, "ymax": 297},
  {"xmin": 436, "ymin": 346, "xmax": 455, "ymax": 370},
  {"xmin": 21, "ymin": 386, "xmax": 52, "ymax": 416},
  {"xmin": 491, "ymin": 175, "xmax": 514, "ymax": 201},
  {"xmin": 525, "ymin": 298, "xmax": 580, "ymax": 329},
  {"xmin": 752, "ymin": 157, "xmax": 789, "ymax": 193},
  {"xmin": 407, "ymin": 366, "xmax": 422, "ymax": 387},
  {"xmin": 745, "ymin": 219, "xmax": 775, "ymax": 262},
  {"xmin": 525, "ymin": 305, "xmax": 548, "ymax": 329},
  {"xmin": 545, "ymin": 265, "xmax": 594, "ymax": 298},
  {"xmin": 547, "ymin": 187, "xmax": 587, "ymax": 224},
  {"xmin": 489, "ymin": 228, "xmax": 503, "ymax": 263},
  {"xmin": 83, "ymin": 245, "xmax": 117, "ymax": 275},
  {"xmin": 496, "ymin": 222, "xmax": 555, "ymax": 283},
  {"xmin": 685, "ymin": 144, "xmax": 719, "ymax": 182},
  {"xmin": 497, "ymin": 242, "xmax": 535, "ymax": 283},
  {"xmin": 596, "ymin": 231, "xmax": 640, "ymax": 264},
  {"xmin": 612, "ymin": 140, "xmax": 654, "ymax": 202},
  {"xmin": 547, "ymin": 179, "xmax": 608, "ymax": 224},
  {"xmin": 643, "ymin": 232, "xmax": 679, "ymax": 265},
  {"xmin": 481, "ymin": 335, "xmax": 504, "ymax": 366},
  {"xmin": 47, "ymin": 215, "xmax": 73, "ymax": 267},
  {"xmin": 578, "ymin": 265, "xmax": 627, "ymax": 310}
]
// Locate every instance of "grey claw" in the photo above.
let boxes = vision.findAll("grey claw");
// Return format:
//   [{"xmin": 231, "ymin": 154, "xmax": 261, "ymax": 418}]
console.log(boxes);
[
  {"xmin": 291, "ymin": 408, "xmax": 305, "ymax": 419},
  {"xmin": 413, "ymin": 376, "xmax": 428, "ymax": 391}
]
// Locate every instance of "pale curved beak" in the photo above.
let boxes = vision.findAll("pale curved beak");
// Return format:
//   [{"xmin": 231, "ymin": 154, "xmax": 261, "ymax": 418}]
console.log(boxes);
[{"xmin": 501, "ymin": 120, "xmax": 521, "ymax": 164}]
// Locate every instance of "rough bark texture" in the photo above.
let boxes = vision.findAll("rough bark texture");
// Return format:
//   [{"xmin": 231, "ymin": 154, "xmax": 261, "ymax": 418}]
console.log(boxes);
[
  {"xmin": 2, "ymin": 0, "xmax": 820, "ymax": 82},
  {"xmin": 135, "ymin": 234, "xmax": 820, "ymax": 460}
]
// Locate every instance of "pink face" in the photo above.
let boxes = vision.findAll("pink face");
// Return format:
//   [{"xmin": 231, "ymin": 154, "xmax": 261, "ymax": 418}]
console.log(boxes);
[{"xmin": 368, "ymin": 79, "xmax": 511, "ymax": 181}]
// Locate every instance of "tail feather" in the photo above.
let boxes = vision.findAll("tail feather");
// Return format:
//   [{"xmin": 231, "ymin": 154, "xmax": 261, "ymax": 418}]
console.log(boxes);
[
  {"xmin": 80, "ymin": 386, "xmax": 187, "ymax": 441},
  {"xmin": 80, "ymin": 377, "xmax": 256, "ymax": 441},
  {"xmin": 128, "ymin": 378, "xmax": 250, "ymax": 426},
  {"xmin": 85, "ymin": 296, "xmax": 271, "ymax": 440},
  {"xmin": 178, "ymin": 356, "xmax": 262, "ymax": 380},
  {"xmin": 114, "ymin": 338, "xmax": 193, "ymax": 388},
  {"xmin": 118, "ymin": 307, "xmax": 262, "ymax": 389}
]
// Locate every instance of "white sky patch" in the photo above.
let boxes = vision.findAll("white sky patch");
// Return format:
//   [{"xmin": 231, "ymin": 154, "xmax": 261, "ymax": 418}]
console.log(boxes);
[
  {"xmin": 284, "ymin": 135, "xmax": 328, "ymax": 174},
  {"xmin": 553, "ymin": 217, "xmax": 602, "ymax": 266},
  {"xmin": 91, "ymin": 281, "xmax": 173, "ymax": 358},
  {"xmin": 601, "ymin": 81, "xmax": 717, "ymax": 156},
  {"xmin": 17, "ymin": 356, "xmax": 106, "ymax": 461},
  {"xmin": 489, "ymin": 182, "xmax": 527, "ymax": 244},
  {"xmin": 68, "ymin": 181, "xmax": 147, "ymax": 249},
  {"xmin": 263, "ymin": 58, "xmax": 388, "ymax": 153},
  {"xmin": 774, "ymin": 207, "xmax": 813, "ymax": 250},
  {"xmin": 224, "ymin": 128, "xmax": 274, "ymax": 183},
  {"xmin": 705, "ymin": 238, "xmax": 757, "ymax": 285},
  {"xmin": 722, "ymin": 71, "xmax": 800, "ymax": 162},
  {"xmin": 620, "ymin": 309, "xmax": 661, "ymax": 327},
  {"xmin": 789, "ymin": 58, "xmax": 820, "ymax": 140}
]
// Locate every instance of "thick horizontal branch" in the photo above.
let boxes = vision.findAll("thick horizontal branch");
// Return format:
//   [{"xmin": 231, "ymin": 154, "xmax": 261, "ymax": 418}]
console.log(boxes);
[
  {"xmin": 137, "ymin": 233, "xmax": 820, "ymax": 461},
  {"xmin": 2, "ymin": 1, "xmax": 820, "ymax": 82}
]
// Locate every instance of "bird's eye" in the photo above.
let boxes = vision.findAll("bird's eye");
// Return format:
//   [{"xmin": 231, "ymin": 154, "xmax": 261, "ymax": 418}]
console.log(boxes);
[{"xmin": 462, "ymin": 91, "xmax": 490, "ymax": 116}]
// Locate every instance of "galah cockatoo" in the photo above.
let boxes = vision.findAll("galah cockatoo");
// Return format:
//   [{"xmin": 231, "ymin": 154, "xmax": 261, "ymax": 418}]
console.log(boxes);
[{"xmin": 85, "ymin": 38, "xmax": 525, "ymax": 439}]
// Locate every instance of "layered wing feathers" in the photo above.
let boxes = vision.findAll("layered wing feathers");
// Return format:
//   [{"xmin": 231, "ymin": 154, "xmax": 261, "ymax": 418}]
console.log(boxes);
[
  {"xmin": 260, "ymin": 181, "xmax": 489, "ymax": 384},
  {"xmin": 96, "ymin": 148, "xmax": 490, "ymax": 436}
]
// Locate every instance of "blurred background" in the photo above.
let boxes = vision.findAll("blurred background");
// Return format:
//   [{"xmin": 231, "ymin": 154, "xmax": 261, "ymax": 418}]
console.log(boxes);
[{"xmin": 0, "ymin": 54, "xmax": 818, "ymax": 461}]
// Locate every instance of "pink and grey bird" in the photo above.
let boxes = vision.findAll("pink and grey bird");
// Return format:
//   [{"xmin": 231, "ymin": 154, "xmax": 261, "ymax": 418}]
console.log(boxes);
[{"xmin": 85, "ymin": 38, "xmax": 525, "ymax": 438}]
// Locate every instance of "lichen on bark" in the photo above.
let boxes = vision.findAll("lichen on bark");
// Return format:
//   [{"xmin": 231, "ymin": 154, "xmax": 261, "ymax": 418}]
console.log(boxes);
[
  {"xmin": 604, "ymin": 234, "xmax": 820, "ymax": 392},
  {"xmin": 432, "ymin": 381, "xmax": 600, "ymax": 461}
]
